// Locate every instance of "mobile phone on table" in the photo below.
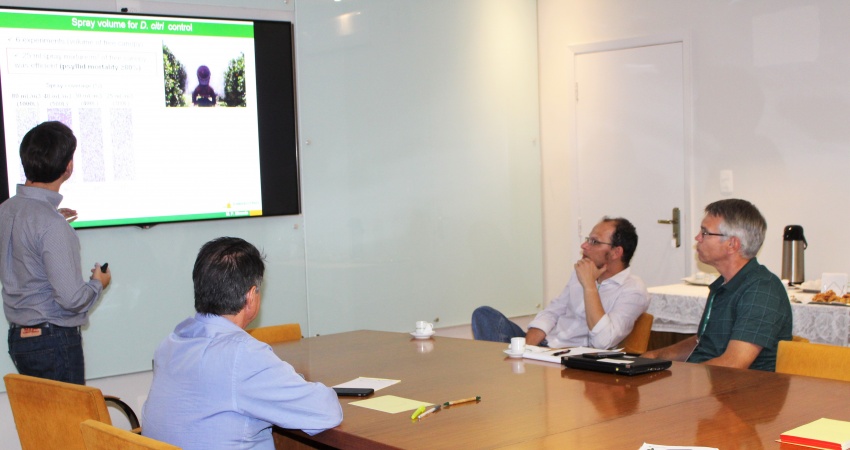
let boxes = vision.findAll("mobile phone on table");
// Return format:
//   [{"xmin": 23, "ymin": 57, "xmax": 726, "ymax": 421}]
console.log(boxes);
[
  {"xmin": 582, "ymin": 351, "xmax": 625, "ymax": 359},
  {"xmin": 333, "ymin": 387, "xmax": 374, "ymax": 397}
]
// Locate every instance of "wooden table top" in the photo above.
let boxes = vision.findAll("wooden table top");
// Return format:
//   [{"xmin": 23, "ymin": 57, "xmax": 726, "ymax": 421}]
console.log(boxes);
[{"xmin": 271, "ymin": 330, "xmax": 850, "ymax": 449}]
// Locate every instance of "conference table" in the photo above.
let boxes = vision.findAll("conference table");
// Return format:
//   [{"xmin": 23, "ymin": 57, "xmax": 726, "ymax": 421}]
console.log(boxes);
[
  {"xmin": 270, "ymin": 330, "xmax": 850, "ymax": 449},
  {"xmin": 648, "ymin": 283, "xmax": 850, "ymax": 346}
]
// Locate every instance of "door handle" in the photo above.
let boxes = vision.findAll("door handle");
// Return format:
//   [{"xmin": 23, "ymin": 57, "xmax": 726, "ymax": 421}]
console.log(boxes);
[{"xmin": 657, "ymin": 207, "xmax": 681, "ymax": 248}]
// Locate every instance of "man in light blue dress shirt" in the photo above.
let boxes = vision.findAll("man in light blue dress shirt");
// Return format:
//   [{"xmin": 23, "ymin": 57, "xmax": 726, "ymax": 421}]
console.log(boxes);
[{"xmin": 141, "ymin": 237, "xmax": 342, "ymax": 449}]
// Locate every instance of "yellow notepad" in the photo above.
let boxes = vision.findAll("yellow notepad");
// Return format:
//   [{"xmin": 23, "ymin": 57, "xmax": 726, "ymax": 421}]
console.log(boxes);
[
  {"xmin": 349, "ymin": 395, "xmax": 431, "ymax": 414},
  {"xmin": 779, "ymin": 418, "xmax": 850, "ymax": 450}
]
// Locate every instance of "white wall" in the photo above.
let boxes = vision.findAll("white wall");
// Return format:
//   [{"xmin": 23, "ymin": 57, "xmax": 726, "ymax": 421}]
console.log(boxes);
[
  {"xmin": 294, "ymin": 0, "xmax": 542, "ymax": 332},
  {"xmin": 540, "ymin": 0, "xmax": 850, "ymax": 301}
]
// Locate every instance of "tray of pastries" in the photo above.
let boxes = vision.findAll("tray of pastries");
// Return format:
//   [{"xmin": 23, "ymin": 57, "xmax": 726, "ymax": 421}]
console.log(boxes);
[{"xmin": 809, "ymin": 290, "xmax": 850, "ymax": 306}]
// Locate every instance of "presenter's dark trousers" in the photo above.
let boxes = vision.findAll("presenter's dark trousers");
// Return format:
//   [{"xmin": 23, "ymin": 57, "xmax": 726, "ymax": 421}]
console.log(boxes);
[{"xmin": 8, "ymin": 323, "xmax": 85, "ymax": 385}]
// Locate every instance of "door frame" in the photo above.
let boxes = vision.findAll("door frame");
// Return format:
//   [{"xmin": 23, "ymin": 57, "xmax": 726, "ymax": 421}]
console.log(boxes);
[{"xmin": 569, "ymin": 32, "xmax": 697, "ymax": 279}]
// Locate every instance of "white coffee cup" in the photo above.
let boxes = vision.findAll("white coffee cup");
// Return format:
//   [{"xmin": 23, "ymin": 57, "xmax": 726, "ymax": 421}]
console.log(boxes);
[
  {"xmin": 510, "ymin": 337, "xmax": 526, "ymax": 353},
  {"xmin": 415, "ymin": 321, "xmax": 433, "ymax": 334}
]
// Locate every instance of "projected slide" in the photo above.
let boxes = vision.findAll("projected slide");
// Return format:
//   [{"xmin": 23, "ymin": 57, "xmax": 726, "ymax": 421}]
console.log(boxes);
[{"xmin": 0, "ymin": 9, "xmax": 265, "ymax": 228}]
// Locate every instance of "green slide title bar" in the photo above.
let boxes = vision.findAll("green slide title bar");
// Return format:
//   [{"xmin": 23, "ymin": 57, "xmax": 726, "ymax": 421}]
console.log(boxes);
[
  {"xmin": 0, "ymin": 10, "xmax": 252, "ymax": 38},
  {"xmin": 71, "ymin": 210, "xmax": 258, "ymax": 229}
]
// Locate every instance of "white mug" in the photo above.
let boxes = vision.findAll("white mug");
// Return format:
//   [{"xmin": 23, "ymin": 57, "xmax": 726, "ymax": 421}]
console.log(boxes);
[
  {"xmin": 510, "ymin": 336, "xmax": 526, "ymax": 353},
  {"xmin": 415, "ymin": 321, "xmax": 433, "ymax": 334}
]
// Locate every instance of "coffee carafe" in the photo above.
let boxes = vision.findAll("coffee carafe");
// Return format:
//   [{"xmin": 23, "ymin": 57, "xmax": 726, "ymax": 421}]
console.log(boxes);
[{"xmin": 781, "ymin": 225, "xmax": 807, "ymax": 285}]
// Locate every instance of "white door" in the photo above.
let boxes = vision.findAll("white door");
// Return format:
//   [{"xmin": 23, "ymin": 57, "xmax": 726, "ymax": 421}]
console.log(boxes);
[{"xmin": 575, "ymin": 42, "xmax": 688, "ymax": 288}]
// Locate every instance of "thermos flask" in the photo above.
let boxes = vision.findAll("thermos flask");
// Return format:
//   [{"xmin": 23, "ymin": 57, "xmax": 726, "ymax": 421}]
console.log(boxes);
[{"xmin": 781, "ymin": 225, "xmax": 806, "ymax": 285}]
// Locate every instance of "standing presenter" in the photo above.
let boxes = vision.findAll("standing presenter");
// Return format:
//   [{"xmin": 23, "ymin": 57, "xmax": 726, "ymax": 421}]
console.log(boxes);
[{"xmin": 1, "ymin": 121, "xmax": 111, "ymax": 384}]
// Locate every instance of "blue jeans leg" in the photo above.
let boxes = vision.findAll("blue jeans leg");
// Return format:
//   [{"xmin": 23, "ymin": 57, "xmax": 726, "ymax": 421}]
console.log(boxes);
[
  {"xmin": 471, "ymin": 306, "xmax": 527, "ymax": 343},
  {"xmin": 8, "ymin": 324, "xmax": 85, "ymax": 385}
]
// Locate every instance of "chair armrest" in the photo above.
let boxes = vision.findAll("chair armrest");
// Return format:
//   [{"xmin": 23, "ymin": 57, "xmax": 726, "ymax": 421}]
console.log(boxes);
[{"xmin": 104, "ymin": 395, "xmax": 141, "ymax": 431}]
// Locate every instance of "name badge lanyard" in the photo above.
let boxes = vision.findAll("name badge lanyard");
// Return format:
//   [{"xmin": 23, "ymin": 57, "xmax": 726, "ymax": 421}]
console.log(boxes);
[
  {"xmin": 685, "ymin": 291, "xmax": 717, "ymax": 362},
  {"xmin": 696, "ymin": 292, "xmax": 717, "ymax": 345}
]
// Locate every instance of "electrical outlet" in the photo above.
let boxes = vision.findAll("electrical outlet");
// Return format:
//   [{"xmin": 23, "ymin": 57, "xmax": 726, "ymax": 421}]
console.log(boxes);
[{"xmin": 116, "ymin": 0, "xmax": 141, "ymax": 13}]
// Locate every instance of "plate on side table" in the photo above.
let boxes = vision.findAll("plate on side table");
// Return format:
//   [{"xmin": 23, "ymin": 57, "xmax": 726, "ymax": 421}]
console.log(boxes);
[{"xmin": 682, "ymin": 276, "xmax": 715, "ymax": 286}]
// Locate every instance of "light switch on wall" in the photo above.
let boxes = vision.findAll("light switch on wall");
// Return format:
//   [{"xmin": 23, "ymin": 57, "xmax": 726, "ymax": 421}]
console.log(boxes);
[{"xmin": 720, "ymin": 169, "xmax": 733, "ymax": 194}]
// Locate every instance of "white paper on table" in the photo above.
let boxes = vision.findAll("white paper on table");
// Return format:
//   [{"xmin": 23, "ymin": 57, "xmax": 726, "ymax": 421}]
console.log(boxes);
[
  {"xmin": 333, "ymin": 377, "xmax": 400, "ymax": 391},
  {"xmin": 522, "ymin": 345, "xmax": 622, "ymax": 363},
  {"xmin": 639, "ymin": 443, "xmax": 718, "ymax": 450}
]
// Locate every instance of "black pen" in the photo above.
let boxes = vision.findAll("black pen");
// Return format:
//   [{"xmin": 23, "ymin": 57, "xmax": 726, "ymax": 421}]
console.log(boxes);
[{"xmin": 552, "ymin": 349, "xmax": 570, "ymax": 356}]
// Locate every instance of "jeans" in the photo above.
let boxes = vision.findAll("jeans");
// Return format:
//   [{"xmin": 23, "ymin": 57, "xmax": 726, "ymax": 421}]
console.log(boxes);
[
  {"xmin": 471, "ymin": 306, "xmax": 529, "ymax": 343},
  {"xmin": 8, "ymin": 323, "xmax": 85, "ymax": 385}
]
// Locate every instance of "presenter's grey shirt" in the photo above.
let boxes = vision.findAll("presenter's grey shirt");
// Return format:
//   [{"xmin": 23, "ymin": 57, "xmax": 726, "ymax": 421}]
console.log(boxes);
[{"xmin": 0, "ymin": 184, "xmax": 102, "ymax": 327}]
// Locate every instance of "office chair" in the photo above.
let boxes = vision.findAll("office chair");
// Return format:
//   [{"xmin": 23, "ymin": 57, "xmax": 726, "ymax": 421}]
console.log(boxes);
[
  {"xmin": 80, "ymin": 420, "xmax": 180, "ymax": 450},
  {"xmin": 4, "ymin": 373, "xmax": 140, "ymax": 450},
  {"xmin": 776, "ymin": 340, "xmax": 850, "ymax": 382},
  {"xmin": 619, "ymin": 312, "xmax": 654, "ymax": 355},
  {"xmin": 247, "ymin": 323, "xmax": 302, "ymax": 345}
]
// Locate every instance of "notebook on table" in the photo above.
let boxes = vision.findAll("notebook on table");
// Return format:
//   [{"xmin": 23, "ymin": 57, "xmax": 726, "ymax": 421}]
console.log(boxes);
[
  {"xmin": 779, "ymin": 418, "xmax": 850, "ymax": 450},
  {"xmin": 562, "ymin": 354, "xmax": 672, "ymax": 376}
]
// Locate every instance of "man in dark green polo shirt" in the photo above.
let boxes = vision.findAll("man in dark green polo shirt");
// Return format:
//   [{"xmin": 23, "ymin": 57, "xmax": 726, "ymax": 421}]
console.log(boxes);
[{"xmin": 643, "ymin": 199, "xmax": 792, "ymax": 371}]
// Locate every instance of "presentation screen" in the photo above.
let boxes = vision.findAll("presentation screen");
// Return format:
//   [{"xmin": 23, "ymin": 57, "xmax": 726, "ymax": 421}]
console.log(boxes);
[{"xmin": 0, "ymin": 7, "xmax": 299, "ymax": 228}]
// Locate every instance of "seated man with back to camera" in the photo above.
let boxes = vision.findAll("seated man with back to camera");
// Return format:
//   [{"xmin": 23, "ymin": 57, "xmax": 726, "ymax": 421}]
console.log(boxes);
[
  {"xmin": 472, "ymin": 217, "xmax": 649, "ymax": 350},
  {"xmin": 642, "ymin": 199, "xmax": 792, "ymax": 371},
  {"xmin": 142, "ymin": 237, "xmax": 342, "ymax": 449}
]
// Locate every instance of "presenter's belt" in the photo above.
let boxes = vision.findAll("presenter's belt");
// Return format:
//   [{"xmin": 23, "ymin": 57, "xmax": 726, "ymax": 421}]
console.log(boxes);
[{"xmin": 10, "ymin": 322, "xmax": 79, "ymax": 330}]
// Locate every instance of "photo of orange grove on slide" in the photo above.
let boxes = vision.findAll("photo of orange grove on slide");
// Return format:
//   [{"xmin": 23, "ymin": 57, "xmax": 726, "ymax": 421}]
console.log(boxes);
[{"xmin": 162, "ymin": 42, "xmax": 247, "ymax": 108}]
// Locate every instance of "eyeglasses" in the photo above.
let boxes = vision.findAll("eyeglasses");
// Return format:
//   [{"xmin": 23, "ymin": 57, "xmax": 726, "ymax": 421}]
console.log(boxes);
[
  {"xmin": 584, "ymin": 236, "xmax": 613, "ymax": 246},
  {"xmin": 699, "ymin": 228, "xmax": 727, "ymax": 238}
]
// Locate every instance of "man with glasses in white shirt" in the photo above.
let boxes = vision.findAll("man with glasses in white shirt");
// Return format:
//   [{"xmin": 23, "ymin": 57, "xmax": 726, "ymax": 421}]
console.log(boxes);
[
  {"xmin": 643, "ymin": 199, "xmax": 791, "ymax": 371},
  {"xmin": 471, "ymin": 217, "xmax": 648, "ymax": 350}
]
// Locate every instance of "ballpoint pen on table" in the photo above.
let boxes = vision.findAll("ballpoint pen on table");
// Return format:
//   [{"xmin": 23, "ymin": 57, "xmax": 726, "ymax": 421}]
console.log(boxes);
[
  {"xmin": 442, "ymin": 396, "xmax": 481, "ymax": 407},
  {"xmin": 551, "ymin": 349, "xmax": 571, "ymax": 356},
  {"xmin": 417, "ymin": 405, "xmax": 440, "ymax": 420}
]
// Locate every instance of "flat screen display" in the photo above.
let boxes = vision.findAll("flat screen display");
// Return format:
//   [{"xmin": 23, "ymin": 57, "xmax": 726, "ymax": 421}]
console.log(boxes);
[{"xmin": 0, "ymin": 7, "xmax": 299, "ymax": 228}]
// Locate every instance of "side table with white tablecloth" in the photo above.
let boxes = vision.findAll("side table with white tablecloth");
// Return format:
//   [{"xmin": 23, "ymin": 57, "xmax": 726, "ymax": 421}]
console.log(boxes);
[{"xmin": 647, "ymin": 284, "xmax": 850, "ymax": 347}]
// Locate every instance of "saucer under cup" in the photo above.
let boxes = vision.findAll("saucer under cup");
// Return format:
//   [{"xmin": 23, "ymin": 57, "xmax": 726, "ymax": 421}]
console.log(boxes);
[
  {"xmin": 410, "ymin": 331, "xmax": 435, "ymax": 339},
  {"xmin": 504, "ymin": 348, "xmax": 524, "ymax": 358}
]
